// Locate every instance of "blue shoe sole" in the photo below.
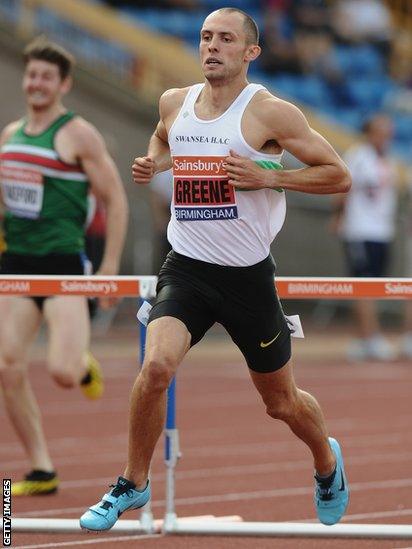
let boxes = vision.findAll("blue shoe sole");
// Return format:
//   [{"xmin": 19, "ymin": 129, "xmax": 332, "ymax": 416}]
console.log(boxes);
[
  {"xmin": 315, "ymin": 437, "xmax": 349, "ymax": 526},
  {"xmin": 79, "ymin": 481, "xmax": 151, "ymax": 532}
]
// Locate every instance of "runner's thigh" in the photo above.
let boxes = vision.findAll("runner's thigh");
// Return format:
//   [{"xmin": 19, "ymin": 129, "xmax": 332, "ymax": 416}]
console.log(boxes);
[
  {"xmin": 218, "ymin": 257, "xmax": 291, "ymax": 373},
  {"xmin": 144, "ymin": 316, "xmax": 192, "ymax": 368},
  {"xmin": 0, "ymin": 297, "xmax": 42, "ymax": 365},
  {"xmin": 43, "ymin": 296, "xmax": 90, "ymax": 367},
  {"xmin": 148, "ymin": 252, "xmax": 217, "ymax": 347}
]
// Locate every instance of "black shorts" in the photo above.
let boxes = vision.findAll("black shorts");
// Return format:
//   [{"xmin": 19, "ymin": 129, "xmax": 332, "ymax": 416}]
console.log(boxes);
[
  {"xmin": 343, "ymin": 241, "xmax": 390, "ymax": 277},
  {"xmin": 0, "ymin": 252, "xmax": 89, "ymax": 310},
  {"xmin": 148, "ymin": 251, "xmax": 291, "ymax": 373}
]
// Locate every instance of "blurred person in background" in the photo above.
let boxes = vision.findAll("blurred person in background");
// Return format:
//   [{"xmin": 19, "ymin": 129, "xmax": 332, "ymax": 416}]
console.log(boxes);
[
  {"xmin": 260, "ymin": 0, "xmax": 353, "ymax": 108},
  {"xmin": 149, "ymin": 169, "xmax": 172, "ymax": 273},
  {"xmin": 295, "ymin": 31, "xmax": 354, "ymax": 108},
  {"xmin": 81, "ymin": 7, "xmax": 351, "ymax": 532},
  {"xmin": 332, "ymin": 0, "xmax": 393, "ymax": 62},
  {"xmin": 291, "ymin": 0, "xmax": 331, "ymax": 35},
  {"xmin": 332, "ymin": 114, "xmax": 398, "ymax": 361},
  {"xmin": 401, "ymin": 174, "xmax": 412, "ymax": 359},
  {"xmin": 0, "ymin": 36, "xmax": 128, "ymax": 495},
  {"xmin": 260, "ymin": 0, "xmax": 303, "ymax": 74},
  {"xmin": 260, "ymin": 0, "xmax": 332, "ymax": 75}
]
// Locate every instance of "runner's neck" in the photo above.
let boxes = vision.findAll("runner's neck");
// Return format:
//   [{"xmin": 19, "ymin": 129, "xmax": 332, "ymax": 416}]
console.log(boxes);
[{"xmin": 25, "ymin": 104, "xmax": 67, "ymax": 135}]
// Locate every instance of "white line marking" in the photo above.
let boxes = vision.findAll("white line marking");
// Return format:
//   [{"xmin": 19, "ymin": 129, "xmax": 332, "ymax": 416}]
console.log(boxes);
[
  {"xmin": 296, "ymin": 508, "xmax": 412, "ymax": 523},
  {"xmin": 5, "ymin": 430, "xmax": 411, "ymax": 472},
  {"xmin": 14, "ymin": 449, "xmax": 411, "ymax": 492},
  {"xmin": 187, "ymin": 432, "xmax": 407, "ymax": 457},
  {"xmin": 3, "ymin": 413, "xmax": 412, "ymax": 456},
  {"xmin": 12, "ymin": 533, "xmax": 161, "ymax": 549},
  {"xmin": 14, "ymin": 477, "xmax": 412, "ymax": 518}
]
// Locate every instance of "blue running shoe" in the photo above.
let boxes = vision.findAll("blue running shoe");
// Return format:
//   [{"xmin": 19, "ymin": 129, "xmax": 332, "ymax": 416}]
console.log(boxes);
[
  {"xmin": 80, "ymin": 476, "xmax": 150, "ymax": 531},
  {"xmin": 314, "ymin": 437, "xmax": 349, "ymax": 525}
]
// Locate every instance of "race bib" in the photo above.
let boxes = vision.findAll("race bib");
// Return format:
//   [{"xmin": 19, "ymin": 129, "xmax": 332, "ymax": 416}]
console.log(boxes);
[
  {"xmin": 0, "ymin": 165, "xmax": 44, "ymax": 219},
  {"xmin": 172, "ymin": 156, "xmax": 238, "ymax": 222}
]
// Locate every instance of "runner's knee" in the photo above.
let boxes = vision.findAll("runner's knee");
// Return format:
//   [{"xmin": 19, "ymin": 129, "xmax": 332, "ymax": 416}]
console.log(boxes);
[
  {"xmin": 141, "ymin": 355, "xmax": 177, "ymax": 393},
  {"xmin": 47, "ymin": 359, "xmax": 78, "ymax": 388},
  {"xmin": 265, "ymin": 389, "xmax": 298, "ymax": 421},
  {"xmin": 0, "ymin": 342, "xmax": 25, "ymax": 370},
  {"xmin": 0, "ymin": 361, "xmax": 27, "ymax": 397}
]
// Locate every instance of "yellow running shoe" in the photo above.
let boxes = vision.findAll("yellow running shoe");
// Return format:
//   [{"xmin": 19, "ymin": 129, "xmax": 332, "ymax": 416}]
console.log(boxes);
[
  {"xmin": 80, "ymin": 352, "xmax": 104, "ymax": 400},
  {"xmin": 11, "ymin": 470, "xmax": 59, "ymax": 496}
]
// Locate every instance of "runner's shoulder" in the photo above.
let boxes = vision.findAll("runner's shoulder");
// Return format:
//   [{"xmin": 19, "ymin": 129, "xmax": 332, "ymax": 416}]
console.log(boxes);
[
  {"xmin": 0, "ymin": 120, "xmax": 22, "ymax": 146},
  {"xmin": 250, "ymin": 89, "xmax": 309, "ymax": 133},
  {"xmin": 57, "ymin": 115, "xmax": 105, "ymax": 154},
  {"xmin": 159, "ymin": 86, "xmax": 191, "ymax": 117}
]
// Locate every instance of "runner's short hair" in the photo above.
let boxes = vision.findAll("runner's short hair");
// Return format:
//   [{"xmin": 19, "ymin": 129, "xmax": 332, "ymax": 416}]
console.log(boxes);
[
  {"xmin": 23, "ymin": 36, "xmax": 75, "ymax": 80},
  {"xmin": 214, "ymin": 8, "xmax": 259, "ymax": 45}
]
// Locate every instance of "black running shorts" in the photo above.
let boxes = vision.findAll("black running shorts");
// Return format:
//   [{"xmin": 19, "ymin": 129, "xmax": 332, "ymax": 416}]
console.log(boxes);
[
  {"xmin": 0, "ymin": 252, "xmax": 88, "ymax": 310},
  {"xmin": 343, "ymin": 240, "xmax": 389, "ymax": 277},
  {"xmin": 148, "ymin": 251, "xmax": 291, "ymax": 373}
]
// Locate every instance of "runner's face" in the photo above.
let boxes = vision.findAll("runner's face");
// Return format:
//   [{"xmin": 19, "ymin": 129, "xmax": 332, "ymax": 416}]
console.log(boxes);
[
  {"xmin": 23, "ymin": 60, "xmax": 69, "ymax": 111},
  {"xmin": 200, "ymin": 12, "xmax": 251, "ymax": 82}
]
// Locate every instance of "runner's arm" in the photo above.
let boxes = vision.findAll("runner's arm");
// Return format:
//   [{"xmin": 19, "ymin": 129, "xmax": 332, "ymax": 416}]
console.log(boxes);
[
  {"xmin": 132, "ymin": 88, "xmax": 186, "ymax": 183},
  {"xmin": 0, "ymin": 121, "xmax": 21, "ymax": 208},
  {"xmin": 73, "ymin": 120, "xmax": 128, "ymax": 275},
  {"xmin": 226, "ymin": 100, "xmax": 351, "ymax": 195},
  {"xmin": 147, "ymin": 119, "xmax": 172, "ymax": 174}
]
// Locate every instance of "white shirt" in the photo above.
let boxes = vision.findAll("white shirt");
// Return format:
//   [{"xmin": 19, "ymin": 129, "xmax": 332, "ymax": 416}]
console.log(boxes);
[
  {"xmin": 341, "ymin": 142, "xmax": 397, "ymax": 242},
  {"xmin": 167, "ymin": 83, "xmax": 286, "ymax": 266}
]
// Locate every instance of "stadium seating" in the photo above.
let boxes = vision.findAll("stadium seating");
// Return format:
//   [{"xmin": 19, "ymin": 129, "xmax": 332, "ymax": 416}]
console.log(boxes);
[{"xmin": 115, "ymin": 3, "xmax": 411, "ymax": 160}]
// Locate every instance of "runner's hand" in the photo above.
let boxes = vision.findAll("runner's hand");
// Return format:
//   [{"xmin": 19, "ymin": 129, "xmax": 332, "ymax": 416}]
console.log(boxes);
[
  {"xmin": 224, "ymin": 150, "xmax": 273, "ymax": 190},
  {"xmin": 132, "ymin": 156, "xmax": 156, "ymax": 185}
]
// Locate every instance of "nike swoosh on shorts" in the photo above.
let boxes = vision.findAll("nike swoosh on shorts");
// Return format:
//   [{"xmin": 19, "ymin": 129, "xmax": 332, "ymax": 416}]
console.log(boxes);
[{"xmin": 260, "ymin": 330, "xmax": 281, "ymax": 348}]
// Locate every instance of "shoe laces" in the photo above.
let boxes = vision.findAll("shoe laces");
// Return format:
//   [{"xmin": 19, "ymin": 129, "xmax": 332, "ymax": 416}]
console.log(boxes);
[
  {"xmin": 317, "ymin": 482, "xmax": 333, "ymax": 501},
  {"xmin": 315, "ymin": 471, "xmax": 336, "ymax": 502},
  {"xmin": 100, "ymin": 483, "xmax": 134, "ymax": 510},
  {"xmin": 110, "ymin": 483, "xmax": 135, "ymax": 498}
]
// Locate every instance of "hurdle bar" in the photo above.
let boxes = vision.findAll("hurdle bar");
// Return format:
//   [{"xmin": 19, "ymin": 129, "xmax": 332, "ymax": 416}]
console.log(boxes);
[
  {"xmin": 2, "ymin": 275, "xmax": 412, "ymax": 539},
  {"xmin": 1, "ymin": 275, "xmax": 412, "ymax": 299}
]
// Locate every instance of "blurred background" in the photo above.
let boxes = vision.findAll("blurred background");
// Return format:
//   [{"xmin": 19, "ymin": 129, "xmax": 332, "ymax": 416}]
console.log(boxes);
[{"xmin": 0, "ymin": 0, "xmax": 411, "ymax": 353}]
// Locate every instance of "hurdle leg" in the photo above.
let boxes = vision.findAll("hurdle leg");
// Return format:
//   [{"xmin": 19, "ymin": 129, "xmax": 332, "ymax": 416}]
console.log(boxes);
[
  {"xmin": 163, "ymin": 377, "xmax": 181, "ymax": 532},
  {"xmin": 137, "ymin": 299, "xmax": 155, "ymax": 533}
]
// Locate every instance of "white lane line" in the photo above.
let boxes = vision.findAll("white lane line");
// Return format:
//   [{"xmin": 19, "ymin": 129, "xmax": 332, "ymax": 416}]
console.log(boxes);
[
  {"xmin": 0, "ymin": 433, "xmax": 127, "ymax": 455},
  {"xmin": 14, "ymin": 476, "xmax": 412, "ymax": 518},
  {"xmin": 3, "ymin": 413, "xmax": 412, "ymax": 457},
  {"xmin": 161, "ymin": 477, "xmax": 412, "ymax": 507},
  {"xmin": 187, "ymin": 432, "xmax": 408, "ymax": 457},
  {"xmin": 4, "ymin": 433, "xmax": 412, "ymax": 474},
  {"xmin": 11, "ymin": 533, "xmax": 161, "ymax": 549},
  {"xmin": 296, "ymin": 508, "xmax": 412, "ymax": 523},
  {"xmin": 18, "ymin": 450, "xmax": 412, "ymax": 492},
  {"xmin": 3, "ymin": 431, "xmax": 411, "ymax": 473},
  {"xmin": 343, "ymin": 508, "xmax": 412, "ymax": 522},
  {"xmin": 2, "ymin": 376, "xmax": 411, "ymax": 421},
  {"xmin": 0, "ymin": 427, "xmax": 408, "ymax": 471}
]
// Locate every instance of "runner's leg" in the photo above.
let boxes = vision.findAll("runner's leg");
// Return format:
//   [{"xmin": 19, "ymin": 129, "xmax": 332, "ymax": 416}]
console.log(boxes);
[
  {"xmin": 0, "ymin": 297, "xmax": 52, "ymax": 470},
  {"xmin": 249, "ymin": 361, "xmax": 336, "ymax": 475},
  {"xmin": 124, "ymin": 316, "xmax": 191, "ymax": 488},
  {"xmin": 43, "ymin": 296, "xmax": 90, "ymax": 387}
]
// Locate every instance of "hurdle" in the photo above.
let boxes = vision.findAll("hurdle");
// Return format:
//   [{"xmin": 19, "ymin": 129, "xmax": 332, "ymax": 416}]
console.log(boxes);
[{"xmin": 1, "ymin": 275, "xmax": 412, "ymax": 539}]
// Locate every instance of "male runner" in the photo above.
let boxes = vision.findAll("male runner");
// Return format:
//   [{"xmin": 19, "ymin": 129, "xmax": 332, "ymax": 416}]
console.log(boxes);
[
  {"xmin": 0, "ymin": 37, "xmax": 128, "ymax": 495},
  {"xmin": 81, "ymin": 8, "xmax": 351, "ymax": 529}
]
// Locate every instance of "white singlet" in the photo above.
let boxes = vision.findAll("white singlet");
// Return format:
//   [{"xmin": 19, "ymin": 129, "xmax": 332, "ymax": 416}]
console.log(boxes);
[
  {"xmin": 340, "ymin": 142, "xmax": 397, "ymax": 242},
  {"xmin": 167, "ymin": 83, "xmax": 286, "ymax": 267}
]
